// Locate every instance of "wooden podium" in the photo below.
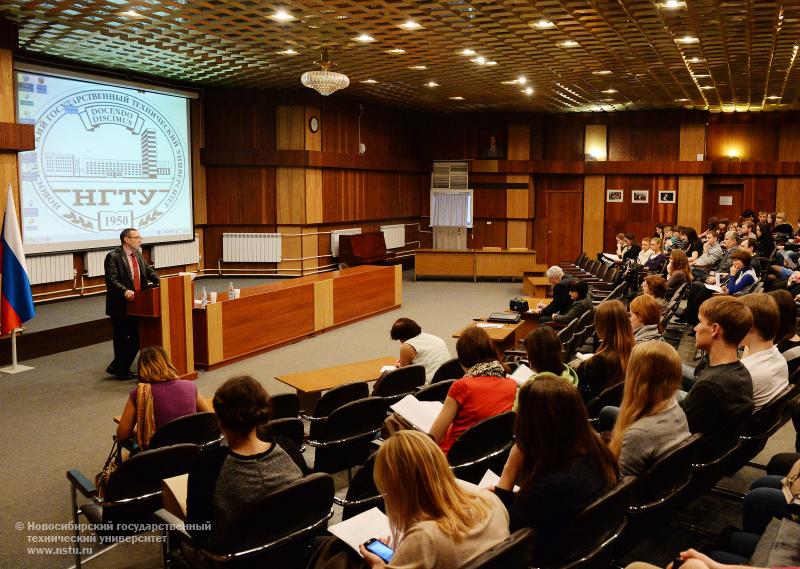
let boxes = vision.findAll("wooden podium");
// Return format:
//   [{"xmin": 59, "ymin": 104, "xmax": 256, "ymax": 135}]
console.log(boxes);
[{"xmin": 127, "ymin": 274, "xmax": 196, "ymax": 380}]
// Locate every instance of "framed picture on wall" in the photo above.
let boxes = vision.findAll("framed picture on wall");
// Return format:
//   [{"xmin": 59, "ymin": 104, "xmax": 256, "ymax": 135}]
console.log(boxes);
[
  {"xmin": 631, "ymin": 190, "xmax": 649, "ymax": 204},
  {"xmin": 658, "ymin": 190, "xmax": 676, "ymax": 204},
  {"xmin": 606, "ymin": 189, "xmax": 624, "ymax": 203}
]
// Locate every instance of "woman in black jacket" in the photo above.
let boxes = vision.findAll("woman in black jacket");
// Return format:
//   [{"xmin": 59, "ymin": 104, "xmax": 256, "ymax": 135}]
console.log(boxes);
[
  {"xmin": 551, "ymin": 280, "xmax": 592, "ymax": 324},
  {"xmin": 755, "ymin": 222, "xmax": 776, "ymax": 258}
]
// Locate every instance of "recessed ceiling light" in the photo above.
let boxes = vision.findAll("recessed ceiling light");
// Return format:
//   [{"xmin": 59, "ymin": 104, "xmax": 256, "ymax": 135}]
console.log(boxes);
[
  {"xmin": 355, "ymin": 34, "xmax": 375, "ymax": 43},
  {"xmin": 658, "ymin": 0, "xmax": 686, "ymax": 8},
  {"xmin": 308, "ymin": 24, "xmax": 319, "ymax": 29},
  {"xmin": 560, "ymin": 40, "xmax": 579, "ymax": 47},
  {"xmin": 409, "ymin": 65, "xmax": 427, "ymax": 70},
  {"xmin": 593, "ymin": 70, "xmax": 612, "ymax": 75},
  {"xmin": 767, "ymin": 95, "xmax": 782, "ymax": 100},
  {"xmin": 471, "ymin": 56, "xmax": 486, "ymax": 65},
  {"xmin": 334, "ymin": 15, "xmax": 348, "ymax": 19},
  {"xmin": 523, "ymin": 87, "xmax": 534, "ymax": 95},
  {"xmin": 270, "ymin": 10, "xmax": 295, "ymax": 22},
  {"xmin": 676, "ymin": 98, "xmax": 690, "ymax": 102},
  {"xmin": 121, "ymin": 9, "xmax": 144, "ymax": 17},
  {"xmin": 602, "ymin": 88, "xmax": 617, "ymax": 94},
  {"xmin": 531, "ymin": 19, "xmax": 555, "ymax": 29},
  {"xmin": 459, "ymin": 49, "xmax": 477, "ymax": 56},
  {"xmin": 485, "ymin": 61, "xmax": 498, "ymax": 66},
  {"xmin": 676, "ymin": 36, "xmax": 699, "ymax": 44},
  {"xmin": 688, "ymin": 57, "xmax": 703, "ymax": 63},
  {"xmin": 700, "ymin": 85, "xmax": 714, "ymax": 90},
  {"xmin": 361, "ymin": 79, "xmax": 378, "ymax": 84},
  {"xmin": 426, "ymin": 81, "xmax": 439, "ymax": 87},
  {"xmin": 399, "ymin": 20, "xmax": 423, "ymax": 30},
  {"xmin": 387, "ymin": 48, "xmax": 406, "ymax": 54},
  {"xmin": 449, "ymin": 96, "xmax": 465, "ymax": 100},
  {"xmin": 517, "ymin": 76, "xmax": 527, "ymax": 85},
  {"xmin": 278, "ymin": 49, "xmax": 298, "ymax": 55}
]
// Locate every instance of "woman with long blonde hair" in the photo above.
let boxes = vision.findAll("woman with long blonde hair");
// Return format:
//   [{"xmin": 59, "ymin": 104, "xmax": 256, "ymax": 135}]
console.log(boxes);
[
  {"xmin": 576, "ymin": 300, "xmax": 634, "ymax": 403},
  {"xmin": 608, "ymin": 342, "xmax": 690, "ymax": 476},
  {"xmin": 116, "ymin": 346, "xmax": 211, "ymax": 450}
]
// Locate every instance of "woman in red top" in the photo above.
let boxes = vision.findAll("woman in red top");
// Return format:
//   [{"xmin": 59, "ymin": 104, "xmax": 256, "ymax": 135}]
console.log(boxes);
[{"xmin": 429, "ymin": 326, "xmax": 517, "ymax": 453}]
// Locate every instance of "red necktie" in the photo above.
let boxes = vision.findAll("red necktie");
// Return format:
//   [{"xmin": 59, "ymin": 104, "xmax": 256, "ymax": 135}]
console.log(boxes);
[{"xmin": 130, "ymin": 253, "xmax": 141, "ymax": 293}]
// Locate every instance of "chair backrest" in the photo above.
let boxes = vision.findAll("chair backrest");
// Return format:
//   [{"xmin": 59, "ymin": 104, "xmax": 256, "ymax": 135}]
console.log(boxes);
[
  {"xmin": 312, "ymin": 382, "xmax": 370, "ymax": 419},
  {"xmin": 630, "ymin": 433, "xmax": 703, "ymax": 512},
  {"xmin": 341, "ymin": 452, "xmax": 383, "ymax": 520},
  {"xmin": 269, "ymin": 393, "xmax": 300, "ymax": 419},
  {"xmin": 256, "ymin": 418, "xmax": 305, "ymax": 448},
  {"xmin": 586, "ymin": 382, "xmax": 625, "ymax": 419},
  {"xmin": 457, "ymin": 528, "xmax": 535, "ymax": 569},
  {"xmin": 448, "ymin": 412, "xmax": 515, "ymax": 483},
  {"xmin": 432, "ymin": 358, "xmax": 465, "ymax": 383},
  {"xmin": 148, "ymin": 412, "xmax": 222, "ymax": 450},
  {"xmin": 416, "ymin": 380, "xmax": 455, "ymax": 402},
  {"xmin": 106, "ymin": 442, "xmax": 201, "ymax": 501},
  {"xmin": 670, "ymin": 282, "xmax": 688, "ymax": 302},
  {"xmin": 211, "ymin": 472, "xmax": 335, "ymax": 561},
  {"xmin": 547, "ymin": 476, "xmax": 639, "ymax": 569},
  {"xmin": 313, "ymin": 397, "xmax": 387, "ymax": 475},
  {"xmin": 373, "ymin": 365, "xmax": 426, "ymax": 401}
]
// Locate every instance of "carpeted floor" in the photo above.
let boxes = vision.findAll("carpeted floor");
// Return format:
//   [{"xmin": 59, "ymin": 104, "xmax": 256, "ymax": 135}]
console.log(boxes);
[{"xmin": 0, "ymin": 270, "xmax": 794, "ymax": 569}]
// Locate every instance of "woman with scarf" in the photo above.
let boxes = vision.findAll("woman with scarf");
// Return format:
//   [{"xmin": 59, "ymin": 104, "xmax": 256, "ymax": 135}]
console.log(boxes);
[{"xmin": 429, "ymin": 326, "xmax": 516, "ymax": 454}]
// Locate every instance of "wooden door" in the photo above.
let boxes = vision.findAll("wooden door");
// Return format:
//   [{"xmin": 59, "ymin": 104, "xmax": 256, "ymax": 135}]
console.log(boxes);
[
  {"xmin": 704, "ymin": 184, "xmax": 744, "ymax": 226},
  {"xmin": 545, "ymin": 191, "xmax": 583, "ymax": 265}
]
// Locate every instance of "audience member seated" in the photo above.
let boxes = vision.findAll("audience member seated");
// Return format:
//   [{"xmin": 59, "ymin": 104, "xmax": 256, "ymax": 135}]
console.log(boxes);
[
  {"xmin": 534, "ymin": 266, "xmax": 573, "ymax": 317},
  {"xmin": 738, "ymin": 294, "xmax": 789, "ymax": 411},
  {"xmin": 622, "ymin": 233, "xmax": 641, "ymax": 264},
  {"xmin": 769, "ymin": 289, "xmax": 800, "ymax": 377},
  {"xmin": 599, "ymin": 233, "xmax": 629, "ymax": 266},
  {"xmin": 755, "ymin": 222, "xmax": 776, "ymax": 259},
  {"xmin": 773, "ymin": 211, "xmax": 794, "ymax": 237},
  {"xmin": 428, "ymin": 326, "xmax": 516, "ymax": 454},
  {"xmin": 724, "ymin": 250, "xmax": 758, "ymax": 295},
  {"xmin": 513, "ymin": 327, "xmax": 578, "ymax": 410},
  {"xmin": 666, "ymin": 249, "xmax": 693, "ymax": 296},
  {"xmin": 682, "ymin": 227, "xmax": 704, "ymax": 263},
  {"xmin": 663, "ymin": 225, "xmax": 677, "ymax": 252},
  {"xmin": 738, "ymin": 221, "xmax": 757, "ymax": 241},
  {"xmin": 680, "ymin": 297, "xmax": 755, "ymax": 457},
  {"xmin": 625, "ymin": 548, "xmax": 782, "ymax": 569},
  {"xmin": 494, "ymin": 375, "xmax": 618, "ymax": 565},
  {"xmin": 389, "ymin": 318, "xmax": 452, "ymax": 384},
  {"xmin": 637, "ymin": 237, "xmax": 654, "ymax": 265},
  {"xmin": 643, "ymin": 274, "xmax": 669, "ymax": 313},
  {"xmin": 576, "ymin": 300, "xmax": 634, "ymax": 404},
  {"xmin": 547, "ymin": 279, "xmax": 592, "ymax": 324},
  {"xmin": 186, "ymin": 376, "xmax": 307, "ymax": 552},
  {"xmin": 116, "ymin": 346, "xmax": 212, "ymax": 451},
  {"xmin": 690, "ymin": 230, "xmax": 725, "ymax": 279},
  {"xmin": 608, "ymin": 342, "xmax": 691, "ymax": 477},
  {"xmin": 310, "ymin": 430, "xmax": 510, "ymax": 569},
  {"xmin": 629, "ymin": 295, "xmax": 663, "ymax": 343},
  {"xmin": 643, "ymin": 238, "xmax": 667, "ymax": 271}
]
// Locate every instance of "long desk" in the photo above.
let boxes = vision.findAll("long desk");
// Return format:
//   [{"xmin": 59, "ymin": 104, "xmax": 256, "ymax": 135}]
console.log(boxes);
[
  {"xmin": 193, "ymin": 265, "xmax": 402, "ymax": 369},
  {"xmin": 276, "ymin": 356, "xmax": 396, "ymax": 410},
  {"xmin": 452, "ymin": 297, "xmax": 551, "ymax": 355},
  {"xmin": 415, "ymin": 249, "xmax": 537, "ymax": 281}
]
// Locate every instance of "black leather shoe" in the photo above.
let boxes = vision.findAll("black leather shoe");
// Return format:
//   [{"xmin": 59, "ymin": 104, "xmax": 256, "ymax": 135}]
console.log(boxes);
[
  {"xmin": 118, "ymin": 370, "xmax": 136, "ymax": 380},
  {"xmin": 106, "ymin": 365, "xmax": 117, "ymax": 376}
]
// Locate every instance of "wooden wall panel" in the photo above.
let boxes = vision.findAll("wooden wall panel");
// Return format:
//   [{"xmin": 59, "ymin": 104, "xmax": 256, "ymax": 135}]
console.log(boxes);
[
  {"xmin": 205, "ymin": 166, "xmax": 276, "ymax": 224},
  {"xmin": 201, "ymin": 224, "xmax": 278, "ymax": 271},
  {"xmin": 278, "ymin": 225, "xmax": 302, "ymax": 273},
  {"xmin": 506, "ymin": 220, "xmax": 529, "ymax": 249},
  {"xmin": 603, "ymin": 175, "xmax": 678, "ymax": 250},
  {"xmin": 506, "ymin": 174, "xmax": 531, "ymax": 219},
  {"xmin": 191, "ymin": 99, "xmax": 207, "ymax": 225},
  {"xmin": 471, "ymin": 220, "xmax": 507, "ymax": 249},
  {"xmin": 542, "ymin": 120, "xmax": 584, "ymax": 160},
  {"xmin": 585, "ymin": 125, "xmax": 608, "ymax": 161},
  {"xmin": 321, "ymin": 171, "xmax": 424, "ymax": 222},
  {"xmin": 583, "ymin": 175, "xmax": 605, "ymax": 256},
  {"xmin": 305, "ymin": 106, "xmax": 322, "ymax": 152},
  {"xmin": 680, "ymin": 124, "xmax": 706, "ymax": 161},
  {"xmin": 776, "ymin": 178, "xmax": 800, "ymax": 222},
  {"xmin": 276, "ymin": 167, "xmax": 306, "ymax": 224},
  {"xmin": 204, "ymin": 90, "xmax": 276, "ymax": 150},
  {"xmin": 507, "ymin": 125, "xmax": 531, "ymax": 160},
  {"xmin": 305, "ymin": 168, "xmax": 322, "ymax": 224},
  {"xmin": 677, "ymin": 176, "xmax": 704, "ymax": 231},
  {"xmin": 608, "ymin": 124, "xmax": 680, "ymax": 161},
  {"xmin": 276, "ymin": 106, "xmax": 305, "ymax": 150},
  {"xmin": 706, "ymin": 123, "xmax": 779, "ymax": 161},
  {"xmin": 0, "ymin": 49, "xmax": 13, "ymax": 123}
]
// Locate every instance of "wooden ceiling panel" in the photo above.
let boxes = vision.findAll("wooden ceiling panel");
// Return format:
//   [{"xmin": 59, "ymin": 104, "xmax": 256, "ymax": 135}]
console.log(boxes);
[{"xmin": 1, "ymin": 0, "xmax": 798, "ymax": 112}]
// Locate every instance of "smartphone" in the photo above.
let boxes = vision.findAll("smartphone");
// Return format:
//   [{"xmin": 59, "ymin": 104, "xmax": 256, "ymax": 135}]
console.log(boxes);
[{"xmin": 364, "ymin": 538, "xmax": 394, "ymax": 563}]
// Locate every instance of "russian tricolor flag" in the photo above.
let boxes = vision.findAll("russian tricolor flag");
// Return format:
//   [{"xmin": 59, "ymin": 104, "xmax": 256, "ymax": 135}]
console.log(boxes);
[{"xmin": 0, "ymin": 186, "xmax": 35, "ymax": 335}]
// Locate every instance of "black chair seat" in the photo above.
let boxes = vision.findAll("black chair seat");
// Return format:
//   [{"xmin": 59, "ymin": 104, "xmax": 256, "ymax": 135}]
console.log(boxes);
[
  {"xmin": 269, "ymin": 393, "xmax": 301, "ymax": 419},
  {"xmin": 458, "ymin": 528, "xmax": 535, "ymax": 569},
  {"xmin": 303, "ymin": 382, "xmax": 369, "ymax": 440},
  {"xmin": 373, "ymin": 365, "xmax": 426, "ymax": 405},
  {"xmin": 448, "ymin": 411, "xmax": 515, "ymax": 484},
  {"xmin": 432, "ymin": 358, "xmax": 465, "ymax": 383},
  {"xmin": 415, "ymin": 380, "xmax": 455, "ymax": 402},
  {"xmin": 148, "ymin": 412, "xmax": 223, "ymax": 450},
  {"xmin": 257, "ymin": 418, "xmax": 305, "ymax": 449}
]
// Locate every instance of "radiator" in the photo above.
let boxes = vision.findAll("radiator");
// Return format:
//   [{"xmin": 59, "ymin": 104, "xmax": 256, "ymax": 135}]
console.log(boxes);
[
  {"xmin": 85, "ymin": 248, "xmax": 115, "ymax": 277},
  {"xmin": 380, "ymin": 224, "xmax": 406, "ymax": 249},
  {"xmin": 223, "ymin": 233, "xmax": 282, "ymax": 262},
  {"xmin": 330, "ymin": 228, "xmax": 362, "ymax": 257},
  {"xmin": 27, "ymin": 253, "xmax": 74, "ymax": 285},
  {"xmin": 153, "ymin": 237, "xmax": 200, "ymax": 268}
]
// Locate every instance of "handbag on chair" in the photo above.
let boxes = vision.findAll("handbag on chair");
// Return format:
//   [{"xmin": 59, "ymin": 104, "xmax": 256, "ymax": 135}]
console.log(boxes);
[{"xmin": 95, "ymin": 439, "xmax": 122, "ymax": 498}]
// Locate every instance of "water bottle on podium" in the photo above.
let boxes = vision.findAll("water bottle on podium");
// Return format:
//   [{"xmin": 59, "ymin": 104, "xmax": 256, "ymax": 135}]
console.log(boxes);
[
  {"xmin": 201, "ymin": 286, "xmax": 208, "ymax": 308},
  {"xmin": 228, "ymin": 281, "xmax": 235, "ymax": 300}
]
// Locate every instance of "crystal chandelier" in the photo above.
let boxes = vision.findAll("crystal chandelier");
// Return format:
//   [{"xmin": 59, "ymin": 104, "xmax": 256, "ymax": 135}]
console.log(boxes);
[{"xmin": 301, "ymin": 49, "xmax": 350, "ymax": 96}]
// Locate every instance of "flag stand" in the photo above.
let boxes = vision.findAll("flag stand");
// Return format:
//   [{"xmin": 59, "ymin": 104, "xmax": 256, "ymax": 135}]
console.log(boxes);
[{"xmin": 0, "ymin": 329, "xmax": 33, "ymax": 374}]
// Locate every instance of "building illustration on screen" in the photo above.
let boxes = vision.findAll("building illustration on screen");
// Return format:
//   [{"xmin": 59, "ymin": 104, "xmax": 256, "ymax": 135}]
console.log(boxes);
[{"xmin": 19, "ymin": 85, "xmax": 188, "ymax": 238}]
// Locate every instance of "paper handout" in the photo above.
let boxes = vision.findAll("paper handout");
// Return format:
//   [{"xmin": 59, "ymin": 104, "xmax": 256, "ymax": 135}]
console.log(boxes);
[{"xmin": 390, "ymin": 394, "xmax": 444, "ymax": 433}]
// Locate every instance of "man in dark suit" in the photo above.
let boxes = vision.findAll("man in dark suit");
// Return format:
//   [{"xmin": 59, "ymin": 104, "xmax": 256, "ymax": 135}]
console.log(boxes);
[
  {"xmin": 105, "ymin": 228, "xmax": 159, "ymax": 379},
  {"xmin": 534, "ymin": 266, "xmax": 574, "ymax": 317}
]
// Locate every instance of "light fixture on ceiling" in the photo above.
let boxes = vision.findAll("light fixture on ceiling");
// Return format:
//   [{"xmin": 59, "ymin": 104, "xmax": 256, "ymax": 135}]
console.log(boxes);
[
  {"xmin": 485, "ymin": 61, "xmax": 498, "ymax": 66},
  {"xmin": 449, "ymin": 96, "xmax": 464, "ymax": 100},
  {"xmin": 387, "ymin": 48, "xmax": 406, "ymax": 54},
  {"xmin": 692, "ymin": 73, "xmax": 710, "ymax": 78},
  {"xmin": 593, "ymin": 70, "xmax": 612, "ymax": 75},
  {"xmin": 471, "ymin": 56, "xmax": 486, "ymax": 65},
  {"xmin": 531, "ymin": 19, "xmax": 555, "ymax": 29},
  {"xmin": 361, "ymin": 79, "xmax": 378, "ymax": 84},
  {"xmin": 675, "ymin": 98, "xmax": 690, "ymax": 102},
  {"xmin": 602, "ymin": 88, "xmax": 617, "ymax": 94},
  {"xmin": 523, "ymin": 87, "xmax": 534, "ymax": 95},
  {"xmin": 688, "ymin": 57, "xmax": 703, "ymax": 63},
  {"xmin": 400, "ymin": 20, "xmax": 423, "ymax": 30},
  {"xmin": 658, "ymin": 0, "xmax": 686, "ymax": 9},
  {"xmin": 279, "ymin": 49, "xmax": 298, "ymax": 55},
  {"xmin": 300, "ymin": 48, "xmax": 350, "ymax": 96},
  {"xmin": 426, "ymin": 81, "xmax": 439, "ymax": 87},
  {"xmin": 355, "ymin": 34, "xmax": 375, "ymax": 43},
  {"xmin": 676, "ymin": 35, "xmax": 699, "ymax": 44},
  {"xmin": 270, "ymin": 10, "xmax": 295, "ymax": 22},
  {"xmin": 767, "ymin": 95, "xmax": 782, "ymax": 100},
  {"xmin": 459, "ymin": 49, "xmax": 477, "ymax": 56},
  {"xmin": 560, "ymin": 40, "xmax": 579, "ymax": 47},
  {"xmin": 121, "ymin": 9, "xmax": 144, "ymax": 18},
  {"xmin": 700, "ymin": 85, "xmax": 714, "ymax": 90},
  {"xmin": 518, "ymin": 76, "xmax": 527, "ymax": 85},
  {"xmin": 409, "ymin": 65, "xmax": 427, "ymax": 70}
]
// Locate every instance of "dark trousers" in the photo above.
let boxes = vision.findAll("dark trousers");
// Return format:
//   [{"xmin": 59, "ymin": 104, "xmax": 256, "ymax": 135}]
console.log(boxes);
[
  {"xmin": 110, "ymin": 315, "xmax": 139, "ymax": 373},
  {"xmin": 684, "ymin": 281, "xmax": 714, "ymax": 325}
]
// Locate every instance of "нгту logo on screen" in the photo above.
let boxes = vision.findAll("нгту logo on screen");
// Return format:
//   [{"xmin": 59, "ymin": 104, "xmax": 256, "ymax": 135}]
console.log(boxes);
[{"xmin": 30, "ymin": 89, "xmax": 186, "ymax": 233}]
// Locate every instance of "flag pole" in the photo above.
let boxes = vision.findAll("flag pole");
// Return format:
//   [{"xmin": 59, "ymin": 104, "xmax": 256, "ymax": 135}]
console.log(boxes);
[{"xmin": 0, "ymin": 328, "xmax": 33, "ymax": 374}]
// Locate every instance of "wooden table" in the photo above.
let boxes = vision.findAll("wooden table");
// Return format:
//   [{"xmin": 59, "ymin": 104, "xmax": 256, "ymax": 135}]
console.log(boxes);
[
  {"xmin": 415, "ymin": 249, "xmax": 537, "ymax": 281},
  {"xmin": 453, "ymin": 297, "xmax": 552, "ymax": 356},
  {"xmin": 276, "ymin": 356, "xmax": 396, "ymax": 411},
  {"xmin": 193, "ymin": 265, "xmax": 402, "ymax": 369},
  {"xmin": 524, "ymin": 276, "xmax": 552, "ymax": 297}
]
